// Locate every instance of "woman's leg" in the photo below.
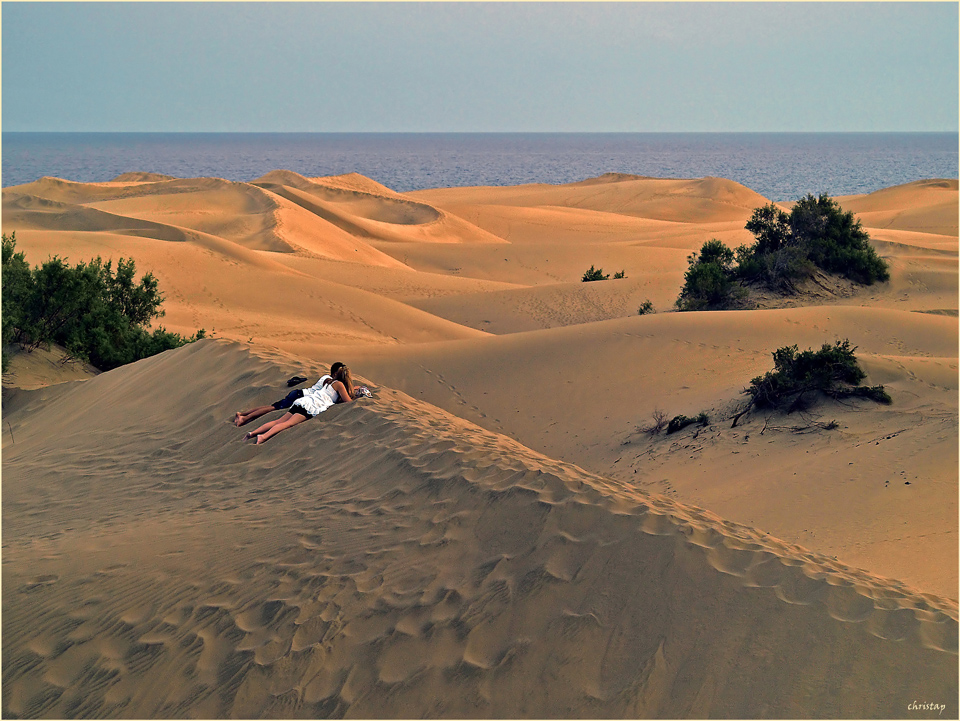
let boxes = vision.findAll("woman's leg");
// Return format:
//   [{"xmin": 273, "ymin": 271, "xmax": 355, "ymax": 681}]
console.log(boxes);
[
  {"xmin": 244, "ymin": 412, "xmax": 294, "ymax": 439},
  {"xmin": 256, "ymin": 413, "xmax": 308, "ymax": 444},
  {"xmin": 236, "ymin": 405, "xmax": 277, "ymax": 426}
]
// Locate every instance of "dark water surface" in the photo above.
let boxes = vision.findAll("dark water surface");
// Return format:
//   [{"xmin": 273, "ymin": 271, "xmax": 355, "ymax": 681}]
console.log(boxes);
[{"xmin": 3, "ymin": 132, "xmax": 956, "ymax": 201}]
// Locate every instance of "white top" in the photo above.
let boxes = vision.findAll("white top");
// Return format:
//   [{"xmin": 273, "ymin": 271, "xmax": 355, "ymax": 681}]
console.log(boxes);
[
  {"xmin": 292, "ymin": 375, "xmax": 341, "ymax": 416},
  {"xmin": 302, "ymin": 375, "xmax": 332, "ymax": 394}
]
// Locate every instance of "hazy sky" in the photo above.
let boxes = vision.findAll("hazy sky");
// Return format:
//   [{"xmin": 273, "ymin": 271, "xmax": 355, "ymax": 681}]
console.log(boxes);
[{"xmin": 3, "ymin": 2, "xmax": 957, "ymax": 132}]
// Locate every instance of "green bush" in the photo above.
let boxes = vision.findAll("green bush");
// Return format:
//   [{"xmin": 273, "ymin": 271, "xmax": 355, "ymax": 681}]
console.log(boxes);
[
  {"xmin": 667, "ymin": 412, "xmax": 709, "ymax": 434},
  {"xmin": 613, "ymin": 270, "xmax": 626, "ymax": 279},
  {"xmin": 638, "ymin": 300, "xmax": 655, "ymax": 315},
  {"xmin": 790, "ymin": 194, "xmax": 889, "ymax": 284},
  {"xmin": 744, "ymin": 204, "xmax": 793, "ymax": 254},
  {"xmin": 733, "ymin": 235, "xmax": 816, "ymax": 293},
  {"xmin": 582, "ymin": 265, "xmax": 609, "ymax": 282},
  {"xmin": 675, "ymin": 240, "xmax": 745, "ymax": 311},
  {"xmin": 1, "ymin": 233, "xmax": 204, "ymax": 372},
  {"xmin": 677, "ymin": 194, "xmax": 889, "ymax": 310},
  {"xmin": 2, "ymin": 233, "xmax": 32, "ymax": 372},
  {"xmin": 746, "ymin": 339, "xmax": 890, "ymax": 412},
  {"xmin": 740, "ymin": 195, "xmax": 889, "ymax": 289}
]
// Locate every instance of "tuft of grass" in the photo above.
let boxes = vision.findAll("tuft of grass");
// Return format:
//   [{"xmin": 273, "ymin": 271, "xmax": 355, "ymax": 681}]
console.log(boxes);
[{"xmin": 613, "ymin": 270, "xmax": 626, "ymax": 279}]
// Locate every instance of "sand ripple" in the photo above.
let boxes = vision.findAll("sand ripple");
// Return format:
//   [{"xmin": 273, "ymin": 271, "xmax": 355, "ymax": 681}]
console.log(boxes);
[{"xmin": 2, "ymin": 339, "xmax": 956, "ymax": 718}]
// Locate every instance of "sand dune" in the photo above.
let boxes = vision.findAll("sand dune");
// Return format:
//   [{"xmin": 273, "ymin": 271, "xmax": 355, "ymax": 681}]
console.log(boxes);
[
  {"xmin": 110, "ymin": 172, "xmax": 178, "ymax": 183},
  {"xmin": 6, "ymin": 175, "xmax": 410, "ymax": 265},
  {"xmin": 341, "ymin": 305, "xmax": 959, "ymax": 597},
  {"xmin": 2, "ymin": 225, "xmax": 489, "ymax": 349},
  {"xmin": 409, "ymin": 174, "xmax": 773, "ymax": 224},
  {"xmin": 839, "ymin": 179, "xmax": 959, "ymax": 237},
  {"xmin": 2, "ymin": 171, "xmax": 957, "ymax": 717},
  {"xmin": 254, "ymin": 170, "xmax": 509, "ymax": 246},
  {"xmin": 2, "ymin": 340, "xmax": 956, "ymax": 718}
]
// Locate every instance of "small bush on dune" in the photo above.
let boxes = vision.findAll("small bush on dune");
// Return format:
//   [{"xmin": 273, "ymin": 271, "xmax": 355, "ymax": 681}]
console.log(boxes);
[
  {"xmin": 638, "ymin": 300, "xmax": 655, "ymax": 315},
  {"xmin": 667, "ymin": 412, "xmax": 709, "ymax": 434},
  {"xmin": 613, "ymin": 270, "xmax": 626, "ymax": 279},
  {"xmin": 1, "ymin": 233, "xmax": 204, "ymax": 373},
  {"xmin": 582, "ymin": 265, "xmax": 609, "ymax": 282},
  {"xmin": 746, "ymin": 339, "xmax": 890, "ymax": 413}
]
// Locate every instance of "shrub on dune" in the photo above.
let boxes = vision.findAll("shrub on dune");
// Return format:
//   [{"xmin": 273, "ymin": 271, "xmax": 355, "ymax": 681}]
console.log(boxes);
[
  {"xmin": 735, "ymin": 339, "xmax": 890, "ymax": 424},
  {"xmin": 1, "ymin": 233, "xmax": 204, "ymax": 373},
  {"xmin": 676, "ymin": 193, "xmax": 890, "ymax": 310},
  {"xmin": 581, "ymin": 265, "xmax": 610, "ymax": 282},
  {"xmin": 739, "ymin": 194, "xmax": 889, "ymax": 288},
  {"xmin": 666, "ymin": 412, "xmax": 709, "ymax": 434}
]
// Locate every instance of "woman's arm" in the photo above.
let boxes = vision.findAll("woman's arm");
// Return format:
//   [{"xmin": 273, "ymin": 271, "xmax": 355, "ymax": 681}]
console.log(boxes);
[{"xmin": 332, "ymin": 380, "xmax": 353, "ymax": 403}]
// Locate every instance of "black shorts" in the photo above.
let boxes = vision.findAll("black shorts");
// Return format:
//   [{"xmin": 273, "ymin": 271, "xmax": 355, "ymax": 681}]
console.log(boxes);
[
  {"xmin": 289, "ymin": 404, "xmax": 313, "ymax": 419},
  {"xmin": 273, "ymin": 389, "xmax": 304, "ymax": 410}
]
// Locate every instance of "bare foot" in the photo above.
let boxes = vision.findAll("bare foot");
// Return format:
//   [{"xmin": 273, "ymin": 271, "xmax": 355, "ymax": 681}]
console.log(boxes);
[
  {"xmin": 234, "ymin": 412, "xmax": 244, "ymax": 426},
  {"xmin": 255, "ymin": 435, "xmax": 267, "ymax": 445},
  {"xmin": 244, "ymin": 431, "xmax": 255, "ymax": 440}
]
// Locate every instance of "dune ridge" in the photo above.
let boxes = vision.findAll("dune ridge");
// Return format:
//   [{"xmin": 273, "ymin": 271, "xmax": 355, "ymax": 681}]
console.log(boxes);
[
  {"xmin": 2, "ymin": 339, "xmax": 956, "ymax": 718},
  {"xmin": 254, "ymin": 170, "xmax": 509, "ymax": 245},
  {"xmin": 110, "ymin": 172, "xmax": 179, "ymax": 183},
  {"xmin": 409, "ymin": 174, "xmax": 773, "ymax": 224},
  {"xmin": 838, "ymin": 179, "xmax": 959, "ymax": 237}
]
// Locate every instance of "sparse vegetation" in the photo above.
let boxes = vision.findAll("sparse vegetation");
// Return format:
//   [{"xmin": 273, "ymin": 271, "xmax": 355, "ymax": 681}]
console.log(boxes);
[
  {"xmin": 581, "ymin": 265, "xmax": 609, "ymax": 282},
  {"xmin": 638, "ymin": 300, "xmax": 655, "ymax": 315},
  {"xmin": 639, "ymin": 407, "xmax": 669, "ymax": 435},
  {"xmin": 667, "ymin": 412, "xmax": 709, "ymax": 434},
  {"xmin": 581, "ymin": 266, "xmax": 626, "ymax": 282},
  {"xmin": 731, "ymin": 339, "xmax": 890, "ymax": 427},
  {"xmin": 2, "ymin": 233, "xmax": 205, "ymax": 373},
  {"xmin": 676, "ymin": 193, "xmax": 889, "ymax": 310}
]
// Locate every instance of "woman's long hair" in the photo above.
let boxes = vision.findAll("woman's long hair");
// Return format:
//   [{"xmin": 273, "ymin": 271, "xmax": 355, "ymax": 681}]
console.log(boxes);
[{"xmin": 333, "ymin": 366, "xmax": 354, "ymax": 399}]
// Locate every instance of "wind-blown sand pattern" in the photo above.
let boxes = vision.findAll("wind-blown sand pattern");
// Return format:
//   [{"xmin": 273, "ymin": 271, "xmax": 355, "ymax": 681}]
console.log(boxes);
[
  {"xmin": 3, "ymin": 172, "xmax": 957, "ymax": 717},
  {"xmin": 3, "ymin": 341, "xmax": 957, "ymax": 718}
]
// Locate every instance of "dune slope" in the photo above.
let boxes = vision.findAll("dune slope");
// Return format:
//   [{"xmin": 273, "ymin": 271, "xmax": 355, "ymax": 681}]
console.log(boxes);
[
  {"xmin": 409, "ymin": 174, "xmax": 772, "ymax": 224},
  {"xmin": 2, "ymin": 340, "xmax": 957, "ymax": 719},
  {"xmin": 840, "ymin": 179, "xmax": 959, "ymax": 237}
]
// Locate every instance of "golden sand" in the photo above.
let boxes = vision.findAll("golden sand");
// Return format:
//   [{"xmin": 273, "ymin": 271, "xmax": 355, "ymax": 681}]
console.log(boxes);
[{"xmin": 2, "ymin": 172, "xmax": 957, "ymax": 717}]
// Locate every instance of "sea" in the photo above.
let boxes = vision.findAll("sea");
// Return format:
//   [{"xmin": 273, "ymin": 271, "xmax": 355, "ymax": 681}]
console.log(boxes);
[{"xmin": 2, "ymin": 132, "xmax": 957, "ymax": 202}]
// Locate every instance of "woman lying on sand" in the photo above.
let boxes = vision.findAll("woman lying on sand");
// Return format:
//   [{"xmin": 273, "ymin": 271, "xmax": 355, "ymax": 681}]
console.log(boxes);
[
  {"xmin": 244, "ymin": 365, "xmax": 355, "ymax": 444},
  {"xmin": 235, "ymin": 362, "xmax": 344, "ymax": 427}
]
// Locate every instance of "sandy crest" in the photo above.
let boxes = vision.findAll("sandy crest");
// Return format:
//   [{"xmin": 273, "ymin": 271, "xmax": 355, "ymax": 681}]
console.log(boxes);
[
  {"xmin": 2, "ymin": 339, "xmax": 956, "ymax": 718},
  {"xmin": 838, "ymin": 179, "xmax": 959, "ymax": 237},
  {"xmin": 408, "ymin": 174, "xmax": 772, "ymax": 224}
]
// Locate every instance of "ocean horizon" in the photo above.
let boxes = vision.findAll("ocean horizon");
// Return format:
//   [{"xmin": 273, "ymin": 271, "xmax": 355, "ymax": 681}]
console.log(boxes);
[{"xmin": 3, "ymin": 131, "xmax": 957, "ymax": 201}]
